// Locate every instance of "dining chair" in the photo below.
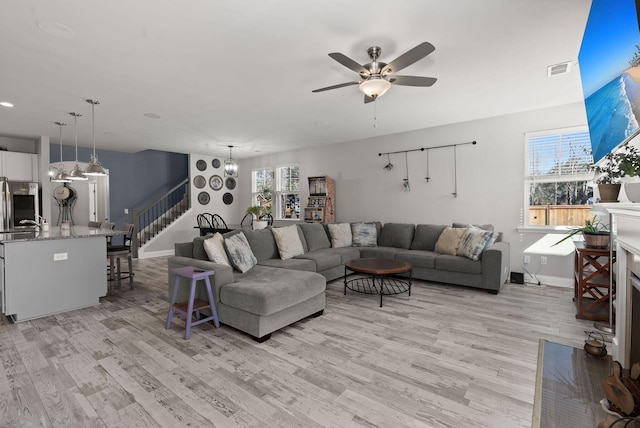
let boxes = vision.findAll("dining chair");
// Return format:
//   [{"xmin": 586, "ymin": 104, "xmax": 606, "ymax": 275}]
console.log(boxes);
[{"xmin": 196, "ymin": 213, "xmax": 231, "ymax": 236}]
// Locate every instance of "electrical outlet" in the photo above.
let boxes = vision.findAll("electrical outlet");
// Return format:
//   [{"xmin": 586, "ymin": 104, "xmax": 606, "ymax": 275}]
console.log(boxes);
[
  {"xmin": 541, "ymin": 256, "xmax": 548, "ymax": 265},
  {"xmin": 523, "ymin": 255, "xmax": 530, "ymax": 264},
  {"xmin": 124, "ymin": 208, "xmax": 129, "ymax": 214}
]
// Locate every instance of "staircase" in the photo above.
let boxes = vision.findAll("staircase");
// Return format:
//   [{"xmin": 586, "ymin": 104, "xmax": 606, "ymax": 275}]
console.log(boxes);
[{"xmin": 131, "ymin": 178, "xmax": 190, "ymax": 257}]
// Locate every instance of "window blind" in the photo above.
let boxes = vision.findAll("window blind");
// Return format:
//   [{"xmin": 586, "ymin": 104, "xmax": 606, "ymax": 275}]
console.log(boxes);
[{"xmin": 526, "ymin": 130, "xmax": 593, "ymax": 179}]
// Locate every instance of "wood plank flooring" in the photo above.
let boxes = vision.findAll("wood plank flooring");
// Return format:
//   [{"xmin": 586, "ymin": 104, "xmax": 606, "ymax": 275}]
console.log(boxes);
[{"xmin": 0, "ymin": 256, "xmax": 598, "ymax": 427}]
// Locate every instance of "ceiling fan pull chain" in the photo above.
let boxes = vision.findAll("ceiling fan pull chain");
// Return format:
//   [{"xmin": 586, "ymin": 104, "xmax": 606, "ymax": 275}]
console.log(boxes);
[{"xmin": 373, "ymin": 98, "xmax": 378, "ymax": 128}]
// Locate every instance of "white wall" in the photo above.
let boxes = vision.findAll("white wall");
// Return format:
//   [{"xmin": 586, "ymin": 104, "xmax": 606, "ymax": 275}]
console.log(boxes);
[
  {"xmin": 143, "ymin": 101, "xmax": 588, "ymax": 278},
  {"xmin": 237, "ymin": 101, "xmax": 588, "ymax": 275}
]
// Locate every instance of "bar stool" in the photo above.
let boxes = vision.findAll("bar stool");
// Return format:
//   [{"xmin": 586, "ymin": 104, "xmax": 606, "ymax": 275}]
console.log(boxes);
[
  {"xmin": 167, "ymin": 266, "xmax": 220, "ymax": 339},
  {"xmin": 107, "ymin": 223, "xmax": 135, "ymax": 293}
]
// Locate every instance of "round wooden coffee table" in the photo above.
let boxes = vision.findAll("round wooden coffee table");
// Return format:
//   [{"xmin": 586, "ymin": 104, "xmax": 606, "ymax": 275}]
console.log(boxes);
[{"xmin": 344, "ymin": 258, "xmax": 412, "ymax": 307}]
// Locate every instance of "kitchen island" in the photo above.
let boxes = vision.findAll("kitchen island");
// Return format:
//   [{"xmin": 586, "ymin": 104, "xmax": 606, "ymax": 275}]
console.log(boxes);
[{"xmin": 0, "ymin": 226, "xmax": 125, "ymax": 322}]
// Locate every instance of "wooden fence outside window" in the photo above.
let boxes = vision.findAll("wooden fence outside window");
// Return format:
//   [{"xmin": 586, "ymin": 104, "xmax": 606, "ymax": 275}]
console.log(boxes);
[{"xmin": 529, "ymin": 205, "xmax": 593, "ymax": 227}]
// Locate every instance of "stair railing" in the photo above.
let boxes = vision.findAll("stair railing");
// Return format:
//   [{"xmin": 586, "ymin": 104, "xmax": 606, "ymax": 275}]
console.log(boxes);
[{"xmin": 131, "ymin": 177, "xmax": 190, "ymax": 257}]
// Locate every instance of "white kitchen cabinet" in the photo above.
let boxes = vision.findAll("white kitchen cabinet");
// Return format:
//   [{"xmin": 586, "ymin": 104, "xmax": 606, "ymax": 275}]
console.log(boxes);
[{"xmin": 0, "ymin": 151, "xmax": 38, "ymax": 181}]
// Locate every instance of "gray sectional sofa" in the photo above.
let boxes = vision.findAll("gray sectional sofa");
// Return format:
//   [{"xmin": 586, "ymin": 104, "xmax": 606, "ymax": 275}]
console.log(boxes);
[{"xmin": 167, "ymin": 221, "xmax": 510, "ymax": 341}]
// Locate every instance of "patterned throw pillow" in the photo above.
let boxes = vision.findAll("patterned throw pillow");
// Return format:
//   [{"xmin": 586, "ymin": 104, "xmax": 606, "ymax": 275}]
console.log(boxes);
[
  {"xmin": 224, "ymin": 232, "xmax": 257, "ymax": 273},
  {"xmin": 327, "ymin": 223, "xmax": 353, "ymax": 248},
  {"xmin": 434, "ymin": 227, "xmax": 466, "ymax": 255},
  {"xmin": 351, "ymin": 222, "xmax": 377, "ymax": 247},
  {"xmin": 271, "ymin": 225, "xmax": 305, "ymax": 260},
  {"xmin": 457, "ymin": 226, "xmax": 494, "ymax": 261},
  {"xmin": 203, "ymin": 232, "xmax": 230, "ymax": 266}
]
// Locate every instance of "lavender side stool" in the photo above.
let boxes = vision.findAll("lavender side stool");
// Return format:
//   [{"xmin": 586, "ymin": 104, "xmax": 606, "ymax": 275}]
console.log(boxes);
[{"xmin": 167, "ymin": 266, "xmax": 220, "ymax": 339}]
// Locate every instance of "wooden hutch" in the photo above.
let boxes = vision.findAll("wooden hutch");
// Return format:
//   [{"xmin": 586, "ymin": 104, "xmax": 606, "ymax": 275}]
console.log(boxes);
[{"xmin": 304, "ymin": 176, "xmax": 335, "ymax": 223}]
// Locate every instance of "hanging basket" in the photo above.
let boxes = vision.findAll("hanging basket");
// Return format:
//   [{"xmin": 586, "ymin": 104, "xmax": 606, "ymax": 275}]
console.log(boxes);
[{"xmin": 584, "ymin": 231, "xmax": 610, "ymax": 249}]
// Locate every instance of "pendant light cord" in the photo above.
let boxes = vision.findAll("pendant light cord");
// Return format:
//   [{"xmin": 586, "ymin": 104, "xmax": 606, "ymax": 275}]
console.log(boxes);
[{"xmin": 54, "ymin": 121, "xmax": 66, "ymax": 163}]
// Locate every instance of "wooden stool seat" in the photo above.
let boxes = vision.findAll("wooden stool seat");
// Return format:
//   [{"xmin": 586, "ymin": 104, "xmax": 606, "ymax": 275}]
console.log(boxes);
[{"xmin": 167, "ymin": 266, "xmax": 220, "ymax": 339}]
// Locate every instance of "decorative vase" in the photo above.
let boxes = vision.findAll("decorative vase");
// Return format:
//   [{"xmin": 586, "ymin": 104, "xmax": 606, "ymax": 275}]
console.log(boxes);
[
  {"xmin": 598, "ymin": 183, "xmax": 622, "ymax": 203},
  {"xmin": 624, "ymin": 182, "xmax": 640, "ymax": 203},
  {"xmin": 584, "ymin": 231, "xmax": 610, "ymax": 249}
]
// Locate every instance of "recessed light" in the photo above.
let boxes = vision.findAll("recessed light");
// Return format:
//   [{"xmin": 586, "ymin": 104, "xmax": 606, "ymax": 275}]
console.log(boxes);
[
  {"xmin": 0, "ymin": 101, "xmax": 14, "ymax": 108},
  {"xmin": 37, "ymin": 21, "xmax": 76, "ymax": 39},
  {"xmin": 144, "ymin": 113, "xmax": 161, "ymax": 119}
]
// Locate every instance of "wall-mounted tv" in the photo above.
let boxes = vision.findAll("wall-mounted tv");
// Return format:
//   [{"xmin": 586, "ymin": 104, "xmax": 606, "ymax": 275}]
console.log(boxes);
[{"xmin": 579, "ymin": 0, "xmax": 640, "ymax": 163}]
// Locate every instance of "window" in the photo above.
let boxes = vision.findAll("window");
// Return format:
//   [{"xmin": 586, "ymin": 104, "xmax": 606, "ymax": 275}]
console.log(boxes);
[
  {"xmin": 250, "ymin": 168, "xmax": 273, "ymax": 213},
  {"xmin": 275, "ymin": 165, "xmax": 300, "ymax": 220},
  {"xmin": 525, "ymin": 127, "xmax": 594, "ymax": 227}
]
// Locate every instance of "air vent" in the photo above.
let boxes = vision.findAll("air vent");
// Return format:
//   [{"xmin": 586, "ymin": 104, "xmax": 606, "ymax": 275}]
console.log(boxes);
[{"xmin": 547, "ymin": 61, "xmax": 572, "ymax": 77}]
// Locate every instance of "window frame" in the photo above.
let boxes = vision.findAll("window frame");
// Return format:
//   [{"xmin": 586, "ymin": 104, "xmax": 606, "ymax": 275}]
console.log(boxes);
[
  {"xmin": 524, "ymin": 126, "xmax": 594, "ymax": 228},
  {"xmin": 274, "ymin": 164, "xmax": 301, "ymax": 221},
  {"xmin": 250, "ymin": 167, "xmax": 273, "ymax": 214}
]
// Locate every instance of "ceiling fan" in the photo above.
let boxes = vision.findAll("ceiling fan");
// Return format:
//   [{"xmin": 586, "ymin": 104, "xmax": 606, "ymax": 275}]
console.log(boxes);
[{"xmin": 312, "ymin": 42, "xmax": 437, "ymax": 103}]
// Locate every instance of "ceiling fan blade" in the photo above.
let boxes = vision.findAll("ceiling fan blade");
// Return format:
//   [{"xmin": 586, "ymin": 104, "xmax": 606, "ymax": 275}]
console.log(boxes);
[
  {"xmin": 382, "ymin": 42, "xmax": 435, "ymax": 75},
  {"xmin": 364, "ymin": 95, "xmax": 375, "ymax": 104},
  {"xmin": 389, "ymin": 75, "xmax": 437, "ymax": 87},
  {"xmin": 312, "ymin": 81, "xmax": 360, "ymax": 93},
  {"xmin": 328, "ymin": 52, "xmax": 370, "ymax": 76}
]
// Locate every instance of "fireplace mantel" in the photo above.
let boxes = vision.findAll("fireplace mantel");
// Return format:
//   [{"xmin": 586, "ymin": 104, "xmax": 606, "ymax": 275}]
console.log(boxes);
[{"xmin": 602, "ymin": 204, "xmax": 640, "ymax": 367}]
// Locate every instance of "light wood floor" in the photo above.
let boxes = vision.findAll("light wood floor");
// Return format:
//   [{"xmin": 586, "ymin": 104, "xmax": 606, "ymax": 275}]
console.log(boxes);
[{"xmin": 0, "ymin": 256, "xmax": 597, "ymax": 427}]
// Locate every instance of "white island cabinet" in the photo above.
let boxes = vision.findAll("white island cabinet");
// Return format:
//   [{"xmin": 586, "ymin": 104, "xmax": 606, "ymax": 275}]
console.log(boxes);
[{"xmin": 0, "ymin": 226, "xmax": 120, "ymax": 322}]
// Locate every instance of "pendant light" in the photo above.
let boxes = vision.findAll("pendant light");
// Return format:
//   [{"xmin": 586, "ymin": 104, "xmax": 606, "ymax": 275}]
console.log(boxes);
[
  {"xmin": 383, "ymin": 153, "xmax": 393, "ymax": 170},
  {"xmin": 83, "ymin": 99, "xmax": 107, "ymax": 176},
  {"xmin": 403, "ymin": 152, "xmax": 410, "ymax": 192},
  {"xmin": 224, "ymin": 145, "xmax": 238, "ymax": 177},
  {"xmin": 67, "ymin": 112, "xmax": 87, "ymax": 180},
  {"xmin": 51, "ymin": 121, "xmax": 71, "ymax": 183}
]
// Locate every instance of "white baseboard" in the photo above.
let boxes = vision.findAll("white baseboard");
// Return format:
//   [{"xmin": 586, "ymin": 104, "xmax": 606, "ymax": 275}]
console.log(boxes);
[
  {"xmin": 137, "ymin": 249, "xmax": 174, "ymax": 259},
  {"xmin": 524, "ymin": 272, "xmax": 573, "ymax": 287}
]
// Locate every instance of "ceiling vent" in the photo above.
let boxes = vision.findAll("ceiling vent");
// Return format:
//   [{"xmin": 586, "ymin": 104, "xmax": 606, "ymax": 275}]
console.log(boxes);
[{"xmin": 547, "ymin": 61, "xmax": 572, "ymax": 77}]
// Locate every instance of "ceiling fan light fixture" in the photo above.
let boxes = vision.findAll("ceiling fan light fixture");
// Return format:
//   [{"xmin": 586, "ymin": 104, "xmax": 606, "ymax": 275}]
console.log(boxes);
[{"xmin": 359, "ymin": 78, "xmax": 391, "ymax": 98}]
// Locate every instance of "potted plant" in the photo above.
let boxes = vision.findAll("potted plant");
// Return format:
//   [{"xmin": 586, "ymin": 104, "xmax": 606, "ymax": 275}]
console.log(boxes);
[
  {"xmin": 246, "ymin": 205, "xmax": 268, "ymax": 230},
  {"xmin": 618, "ymin": 144, "xmax": 640, "ymax": 202},
  {"xmin": 554, "ymin": 218, "xmax": 610, "ymax": 249},
  {"xmin": 593, "ymin": 151, "xmax": 624, "ymax": 202}
]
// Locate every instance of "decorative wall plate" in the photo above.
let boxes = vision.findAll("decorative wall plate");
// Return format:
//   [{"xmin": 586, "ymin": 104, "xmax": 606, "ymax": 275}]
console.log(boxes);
[
  {"xmin": 225, "ymin": 177, "xmax": 236, "ymax": 190},
  {"xmin": 197, "ymin": 191, "xmax": 210, "ymax": 205},
  {"xmin": 212, "ymin": 158, "xmax": 221, "ymax": 168},
  {"xmin": 196, "ymin": 159, "xmax": 207, "ymax": 171},
  {"xmin": 223, "ymin": 192, "xmax": 233, "ymax": 205},
  {"xmin": 193, "ymin": 175, "xmax": 206, "ymax": 189},
  {"xmin": 209, "ymin": 175, "xmax": 223, "ymax": 191}
]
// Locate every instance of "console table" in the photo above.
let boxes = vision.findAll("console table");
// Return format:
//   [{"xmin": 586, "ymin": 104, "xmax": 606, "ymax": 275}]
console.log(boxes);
[{"xmin": 574, "ymin": 242, "xmax": 616, "ymax": 322}]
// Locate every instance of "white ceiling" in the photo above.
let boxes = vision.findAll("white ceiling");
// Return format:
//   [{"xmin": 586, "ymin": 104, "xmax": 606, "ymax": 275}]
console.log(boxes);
[{"xmin": 0, "ymin": 0, "xmax": 591, "ymax": 159}]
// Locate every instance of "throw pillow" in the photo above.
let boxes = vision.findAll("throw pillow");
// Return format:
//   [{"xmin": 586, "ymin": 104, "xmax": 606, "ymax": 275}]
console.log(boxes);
[
  {"xmin": 351, "ymin": 222, "xmax": 378, "ymax": 247},
  {"xmin": 457, "ymin": 226, "xmax": 494, "ymax": 261},
  {"xmin": 203, "ymin": 233, "xmax": 231, "ymax": 266},
  {"xmin": 434, "ymin": 227, "xmax": 466, "ymax": 255},
  {"xmin": 271, "ymin": 225, "xmax": 305, "ymax": 260},
  {"xmin": 224, "ymin": 232, "xmax": 257, "ymax": 273},
  {"xmin": 327, "ymin": 223, "xmax": 353, "ymax": 248}
]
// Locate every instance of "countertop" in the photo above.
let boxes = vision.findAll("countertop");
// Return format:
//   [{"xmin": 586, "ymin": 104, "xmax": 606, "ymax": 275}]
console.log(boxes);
[{"xmin": 0, "ymin": 226, "xmax": 127, "ymax": 243}]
